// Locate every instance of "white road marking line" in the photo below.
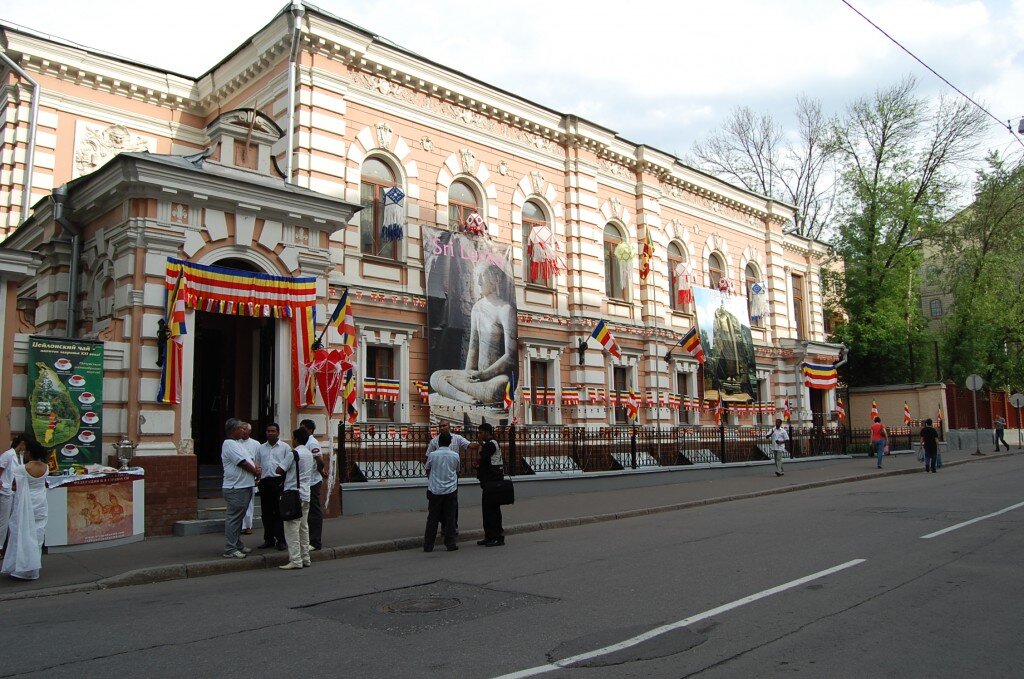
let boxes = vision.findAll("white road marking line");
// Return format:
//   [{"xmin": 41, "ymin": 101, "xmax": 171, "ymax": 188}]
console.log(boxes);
[
  {"xmin": 493, "ymin": 558, "xmax": 867, "ymax": 679},
  {"xmin": 921, "ymin": 500, "xmax": 1024, "ymax": 539}
]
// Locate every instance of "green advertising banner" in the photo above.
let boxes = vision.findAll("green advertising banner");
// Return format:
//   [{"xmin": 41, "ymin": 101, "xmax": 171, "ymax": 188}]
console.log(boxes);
[{"xmin": 26, "ymin": 336, "xmax": 104, "ymax": 470}]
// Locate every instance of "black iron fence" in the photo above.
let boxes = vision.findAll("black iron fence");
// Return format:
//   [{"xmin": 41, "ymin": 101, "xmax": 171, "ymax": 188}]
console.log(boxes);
[{"xmin": 336, "ymin": 422, "xmax": 917, "ymax": 482}]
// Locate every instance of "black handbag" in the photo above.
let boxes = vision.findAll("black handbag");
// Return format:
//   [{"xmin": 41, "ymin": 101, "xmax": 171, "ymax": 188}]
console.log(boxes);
[
  {"xmin": 279, "ymin": 450, "xmax": 303, "ymax": 521},
  {"xmin": 485, "ymin": 477, "xmax": 515, "ymax": 506}
]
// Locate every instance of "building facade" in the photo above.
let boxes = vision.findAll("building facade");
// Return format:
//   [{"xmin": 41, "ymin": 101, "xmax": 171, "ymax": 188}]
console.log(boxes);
[{"xmin": 0, "ymin": 6, "xmax": 842, "ymax": 531}]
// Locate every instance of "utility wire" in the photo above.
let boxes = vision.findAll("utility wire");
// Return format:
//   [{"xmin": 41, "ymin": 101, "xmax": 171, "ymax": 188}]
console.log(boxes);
[{"xmin": 841, "ymin": 0, "xmax": 1024, "ymax": 150}]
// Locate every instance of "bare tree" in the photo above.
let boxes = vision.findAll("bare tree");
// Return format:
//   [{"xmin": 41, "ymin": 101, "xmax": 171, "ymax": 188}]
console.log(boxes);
[{"xmin": 691, "ymin": 98, "xmax": 837, "ymax": 240}]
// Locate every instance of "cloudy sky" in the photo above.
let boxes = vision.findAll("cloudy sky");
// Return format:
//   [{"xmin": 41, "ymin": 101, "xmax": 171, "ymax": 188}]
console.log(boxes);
[{"xmin": 3, "ymin": 0, "xmax": 1022, "ymax": 164}]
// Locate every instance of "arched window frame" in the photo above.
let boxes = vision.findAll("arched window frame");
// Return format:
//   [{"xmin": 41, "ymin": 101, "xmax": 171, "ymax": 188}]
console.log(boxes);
[
  {"xmin": 604, "ymin": 222, "xmax": 629, "ymax": 302},
  {"xmin": 359, "ymin": 155, "xmax": 401, "ymax": 261},
  {"xmin": 667, "ymin": 241, "xmax": 686, "ymax": 312},
  {"xmin": 522, "ymin": 199, "xmax": 553, "ymax": 288},
  {"xmin": 708, "ymin": 252, "xmax": 726, "ymax": 289},
  {"xmin": 744, "ymin": 262, "xmax": 762, "ymax": 326},
  {"xmin": 448, "ymin": 178, "xmax": 482, "ymax": 231}
]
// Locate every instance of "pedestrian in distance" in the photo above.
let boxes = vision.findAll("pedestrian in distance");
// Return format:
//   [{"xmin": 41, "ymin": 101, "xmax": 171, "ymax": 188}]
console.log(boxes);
[
  {"xmin": 255, "ymin": 423, "xmax": 290, "ymax": 551},
  {"xmin": 994, "ymin": 415, "xmax": 1010, "ymax": 452},
  {"xmin": 1, "ymin": 438, "xmax": 48, "ymax": 580},
  {"xmin": 221, "ymin": 418, "xmax": 260, "ymax": 559},
  {"xmin": 424, "ymin": 431, "xmax": 461, "ymax": 552},
  {"xmin": 920, "ymin": 418, "xmax": 940, "ymax": 473},
  {"xmin": 870, "ymin": 416, "xmax": 888, "ymax": 469},
  {"xmin": 276, "ymin": 428, "xmax": 315, "ymax": 570},
  {"xmin": 239, "ymin": 423, "xmax": 260, "ymax": 535},
  {"xmin": 299, "ymin": 419, "xmax": 325, "ymax": 551},
  {"xmin": 0, "ymin": 433, "xmax": 28, "ymax": 558},
  {"xmin": 475, "ymin": 422, "xmax": 505, "ymax": 547},
  {"xmin": 769, "ymin": 419, "xmax": 789, "ymax": 477}
]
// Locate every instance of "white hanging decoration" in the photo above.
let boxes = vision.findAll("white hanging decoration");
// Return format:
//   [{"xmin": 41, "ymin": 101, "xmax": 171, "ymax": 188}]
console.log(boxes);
[
  {"xmin": 614, "ymin": 241, "xmax": 636, "ymax": 281},
  {"xmin": 381, "ymin": 186, "xmax": 405, "ymax": 243},
  {"xmin": 749, "ymin": 281, "xmax": 769, "ymax": 322},
  {"xmin": 717, "ymin": 276, "xmax": 734, "ymax": 295},
  {"xmin": 464, "ymin": 211, "xmax": 486, "ymax": 236},
  {"xmin": 528, "ymin": 225, "xmax": 562, "ymax": 281},
  {"xmin": 674, "ymin": 261, "xmax": 694, "ymax": 306}
]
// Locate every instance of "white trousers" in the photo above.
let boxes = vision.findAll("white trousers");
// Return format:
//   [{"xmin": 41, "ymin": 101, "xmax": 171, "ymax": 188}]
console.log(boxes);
[{"xmin": 283, "ymin": 501, "xmax": 310, "ymax": 567}]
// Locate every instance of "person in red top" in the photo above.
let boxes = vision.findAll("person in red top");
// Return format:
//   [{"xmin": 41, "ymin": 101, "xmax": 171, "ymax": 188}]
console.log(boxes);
[{"xmin": 870, "ymin": 417, "xmax": 888, "ymax": 469}]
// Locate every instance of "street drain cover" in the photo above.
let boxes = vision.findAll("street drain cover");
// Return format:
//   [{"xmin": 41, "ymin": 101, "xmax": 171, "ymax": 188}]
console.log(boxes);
[
  {"xmin": 298, "ymin": 580, "xmax": 557, "ymax": 636},
  {"xmin": 381, "ymin": 597, "xmax": 462, "ymax": 614}
]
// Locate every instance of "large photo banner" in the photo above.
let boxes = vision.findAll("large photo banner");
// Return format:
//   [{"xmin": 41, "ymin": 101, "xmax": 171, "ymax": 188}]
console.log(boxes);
[
  {"xmin": 423, "ymin": 226, "xmax": 518, "ymax": 425},
  {"xmin": 692, "ymin": 287, "xmax": 758, "ymax": 405},
  {"xmin": 27, "ymin": 336, "xmax": 104, "ymax": 470}
]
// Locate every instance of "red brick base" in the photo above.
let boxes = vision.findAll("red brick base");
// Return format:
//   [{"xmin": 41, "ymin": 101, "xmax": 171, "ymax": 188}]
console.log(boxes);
[{"xmin": 116, "ymin": 455, "xmax": 198, "ymax": 535}]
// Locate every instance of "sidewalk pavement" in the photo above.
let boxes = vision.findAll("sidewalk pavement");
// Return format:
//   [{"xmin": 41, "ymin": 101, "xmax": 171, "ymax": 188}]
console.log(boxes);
[{"xmin": 1, "ymin": 445, "xmax": 1015, "ymax": 601}]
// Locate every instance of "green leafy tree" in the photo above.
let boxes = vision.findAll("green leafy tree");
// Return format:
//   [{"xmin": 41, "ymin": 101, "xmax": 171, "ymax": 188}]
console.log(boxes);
[
  {"xmin": 938, "ymin": 154, "xmax": 1024, "ymax": 389},
  {"xmin": 828, "ymin": 76, "xmax": 986, "ymax": 387}
]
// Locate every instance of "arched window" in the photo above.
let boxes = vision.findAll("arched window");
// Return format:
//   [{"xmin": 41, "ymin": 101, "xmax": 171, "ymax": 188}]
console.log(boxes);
[
  {"xmin": 708, "ymin": 252, "xmax": 725, "ymax": 289},
  {"xmin": 523, "ymin": 200, "xmax": 552, "ymax": 287},
  {"xmin": 668, "ymin": 242, "xmax": 684, "ymax": 311},
  {"xmin": 604, "ymin": 223, "xmax": 629, "ymax": 301},
  {"xmin": 745, "ymin": 263, "xmax": 761, "ymax": 326},
  {"xmin": 448, "ymin": 180, "xmax": 480, "ymax": 230},
  {"xmin": 360, "ymin": 157, "xmax": 398, "ymax": 260},
  {"xmin": 929, "ymin": 299, "xmax": 943, "ymax": 317}
]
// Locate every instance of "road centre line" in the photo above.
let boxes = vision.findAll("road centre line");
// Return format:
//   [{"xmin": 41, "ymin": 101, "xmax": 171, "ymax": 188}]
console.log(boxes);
[
  {"xmin": 493, "ymin": 558, "xmax": 867, "ymax": 679},
  {"xmin": 920, "ymin": 500, "xmax": 1024, "ymax": 539}
]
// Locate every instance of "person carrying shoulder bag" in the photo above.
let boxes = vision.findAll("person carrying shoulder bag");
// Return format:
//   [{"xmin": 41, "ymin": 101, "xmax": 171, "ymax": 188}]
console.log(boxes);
[{"xmin": 475, "ymin": 423, "xmax": 506, "ymax": 547}]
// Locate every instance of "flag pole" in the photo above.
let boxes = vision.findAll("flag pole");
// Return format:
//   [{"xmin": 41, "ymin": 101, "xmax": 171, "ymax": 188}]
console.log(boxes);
[{"xmin": 313, "ymin": 285, "xmax": 349, "ymax": 350}]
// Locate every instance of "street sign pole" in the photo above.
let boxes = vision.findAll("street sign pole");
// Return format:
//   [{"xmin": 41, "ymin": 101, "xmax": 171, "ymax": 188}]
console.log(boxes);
[
  {"xmin": 1010, "ymin": 393, "xmax": 1024, "ymax": 451},
  {"xmin": 966, "ymin": 374, "xmax": 985, "ymax": 456}
]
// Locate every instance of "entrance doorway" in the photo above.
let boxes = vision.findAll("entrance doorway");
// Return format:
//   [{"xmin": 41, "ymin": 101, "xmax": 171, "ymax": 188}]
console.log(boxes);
[{"xmin": 190, "ymin": 259, "xmax": 278, "ymax": 495}]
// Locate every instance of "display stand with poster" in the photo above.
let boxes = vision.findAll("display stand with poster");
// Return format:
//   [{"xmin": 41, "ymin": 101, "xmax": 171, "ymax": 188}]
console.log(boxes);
[{"xmin": 44, "ymin": 470, "xmax": 145, "ymax": 551}]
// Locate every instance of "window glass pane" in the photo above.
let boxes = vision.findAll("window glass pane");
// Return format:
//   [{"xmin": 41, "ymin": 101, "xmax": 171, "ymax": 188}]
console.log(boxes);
[
  {"xmin": 604, "ymin": 223, "xmax": 621, "ymax": 240},
  {"xmin": 450, "ymin": 180, "xmax": 477, "ymax": 206},
  {"xmin": 361, "ymin": 158, "xmax": 394, "ymax": 183},
  {"xmin": 668, "ymin": 242, "xmax": 681, "ymax": 258},
  {"xmin": 360, "ymin": 183, "xmax": 377, "ymax": 253},
  {"xmin": 523, "ymin": 200, "xmax": 545, "ymax": 222}
]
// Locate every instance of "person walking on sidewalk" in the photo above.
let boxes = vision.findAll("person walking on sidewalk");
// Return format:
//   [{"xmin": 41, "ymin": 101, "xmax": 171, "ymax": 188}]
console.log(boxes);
[
  {"xmin": 870, "ymin": 417, "xmax": 888, "ymax": 469},
  {"xmin": 994, "ymin": 415, "xmax": 1010, "ymax": 452},
  {"xmin": 221, "ymin": 418, "xmax": 260, "ymax": 559},
  {"xmin": 239, "ymin": 423, "xmax": 260, "ymax": 535},
  {"xmin": 424, "ymin": 432, "xmax": 460, "ymax": 552},
  {"xmin": 300, "ymin": 419, "xmax": 325, "ymax": 551},
  {"xmin": 256, "ymin": 423, "xmax": 289, "ymax": 550},
  {"xmin": 276, "ymin": 428, "xmax": 315, "ymax": 570},
  {"xmin": 475, "ymin": 423, "xmax": 505, "ymax": 547},
  {"xmin": 920, "ymin": 418, "xmax": 940, "ymax": 473},
  {"xmin": 769, "ymin": 419, "xmax": 789, "ymax": 477}
]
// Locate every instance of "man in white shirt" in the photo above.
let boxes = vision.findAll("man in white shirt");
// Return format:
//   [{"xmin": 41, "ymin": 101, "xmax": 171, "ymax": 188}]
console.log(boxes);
[
  {"xmin": 769, "ymin": 419, "xmax": 790, "ymax": 477},
  {"xmin": 277, "ymin": 427, "xmax": 316, "ymax": 570},
  {"xmin": 221, "ymin": 418, "xmax": 260, "ymax": 559},
  {"xmin": 424, "ymin": 432, "xmax": 461, "ymax": 552},
  {"xmin": 425, "ymin": 421, "xmax": 469, "ymax": 537},
  {"xmin": 255, "ymin": 423, "xmax": 290, "ymax": 551},
  {"xmin": 239, "ymin": 423, "xmax": 261, "ymax": 535},
  {"xmin": 0, "ymin": 434, "xmax": 27, "ymax": 557},
  {"xmin": 300, "ymin": 419, "xmax": 325, "ymax": 550}
]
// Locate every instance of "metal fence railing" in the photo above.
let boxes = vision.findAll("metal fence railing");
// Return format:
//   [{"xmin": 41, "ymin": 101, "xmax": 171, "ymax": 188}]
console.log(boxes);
[{"xmin": 335, "ymin": 423, "xmax": 916, "ymax": 482}]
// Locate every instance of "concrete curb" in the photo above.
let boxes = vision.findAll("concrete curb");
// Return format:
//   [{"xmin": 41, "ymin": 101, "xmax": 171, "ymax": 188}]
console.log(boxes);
[{"xmin": 1, "ymin": 452, "xmax": 1008, "ymax": 602}]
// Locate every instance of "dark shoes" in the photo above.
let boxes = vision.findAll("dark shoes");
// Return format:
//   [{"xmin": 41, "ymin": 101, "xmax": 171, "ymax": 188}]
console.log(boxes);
[
  {"xmin": 276, "ymin": 542, "xmax": 287, "ymax": 551},
  {"xmin": 310, "ymin": 545, "xmax": 322, "ymax": 551},
  {"xmin": 483, "ymin": 538, "xmax": 505, "ymax": 547},
  {"xmin": 423, "ymin": 546, "xmax": 434, "ymax": 552},
  {"xmin": 257, "ymin": 541, "xmax": 275, "ymax": 549},
  {"xmin": 775, "ymin": 471, "xmax": 783, "ymax": 477},
  {"xmin": 446, "ymin": 544, "xmax": 459, "ymax": 551}
]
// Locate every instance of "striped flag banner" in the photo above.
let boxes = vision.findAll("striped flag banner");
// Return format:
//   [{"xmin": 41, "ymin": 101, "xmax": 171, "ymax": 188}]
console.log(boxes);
[
  {"xmin": 679, "ymin": 327, "xmax": 705, "ymax": 364},
  {"xmin": 802, "ymin": 361, "xmax": 838, "ymax": 389},
  {"xmin": 590, "ymin": 320, "xmax": 621, "ymax": 358}
]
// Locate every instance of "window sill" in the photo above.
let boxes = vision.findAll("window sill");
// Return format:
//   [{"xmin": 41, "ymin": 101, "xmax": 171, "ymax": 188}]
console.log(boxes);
[{"xmin": 360, "ymin": 253, "xmax": 404, "ymax": 266}]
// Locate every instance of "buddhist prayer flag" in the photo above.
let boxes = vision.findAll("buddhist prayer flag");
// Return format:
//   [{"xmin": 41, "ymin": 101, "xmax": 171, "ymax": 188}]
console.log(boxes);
[
  {"xmin": 937, "ymin": 405, "xmax": 943, "ymax": 424},
  {"xmin": 870, "ymin": 400, "xmax": 879, "ymax": 420},
  {"xmin": 836, "ymin": 398, "xmax": 846, "ymax": 423},
  {"xmin": 783, "ymin": 399, "xmax": 792, "ymax": 422},
  {"xmin": 561, "ymin": 387, "xmax": 580, "ymax": 405},
  {"xmin": 157, "ymin": 270, "xmax": 187, "ymax": 404},
  {"xmin": 903, "ymin": 401, "xmax": 912, "ymax": 424},
  {"xmin": 801, "ymin": 361, "xmax": 838, "ymax": 389},
  {"xmin": 713, "ymin": 397, "xmax": 724, "ymax": 425},
  {"xmin": 344, "ymin": 369, "xmax": 358, "ymax": 424},
  {"xmin": 639, "ymin": 229, "xmax": 653, "ymax": 281},
  {"xmin": 329, "ymin": 288, "xmax": 358, "ymax": 355},
  {"xmin": 679, "ymin": 327, "xmax": 705, "ymax": 364},
  {"xmin": 590, "ymin": 320, "xmax": 621, "ymax": 358},
  {"xmin": 504, "ymin": 370, "xmax": 516, "ymax": 411},
  {"xmin": 625, "ymin": 388, "xmax": 640, "ymax": 422}
]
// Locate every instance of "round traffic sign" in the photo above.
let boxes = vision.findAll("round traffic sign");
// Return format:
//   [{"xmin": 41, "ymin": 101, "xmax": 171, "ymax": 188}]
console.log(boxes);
[
  {"xmin": 1010, "ymin": 393, "xmax": 1024, "ymax": 408},
  {"xmin": 966, "ymin": 374, "xmax": 984, "ymax": 391}
]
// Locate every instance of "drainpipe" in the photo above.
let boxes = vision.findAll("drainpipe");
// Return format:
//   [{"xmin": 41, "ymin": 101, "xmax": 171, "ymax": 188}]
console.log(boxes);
[
  {"xmin": 285, "ymin": 1, "xmax": 305, "ymax": 184},
  {"xmin": 0, "ymin": 49, "xmax": 39, "ymax": 225},
  {"xmin": 52, "ymin": 184, "xmax": 81, "ymax": 338}
]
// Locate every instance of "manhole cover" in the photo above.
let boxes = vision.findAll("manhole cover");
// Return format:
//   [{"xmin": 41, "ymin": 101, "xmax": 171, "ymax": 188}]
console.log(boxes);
[{"xmin": 381, "ymin": 597, "xmax": 462, "ymax": 614}]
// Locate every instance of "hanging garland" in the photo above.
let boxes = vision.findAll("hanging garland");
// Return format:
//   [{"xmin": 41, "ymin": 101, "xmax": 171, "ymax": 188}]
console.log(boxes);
[
  {"xmin": 381, "ymin": 186, "xmax": 406, "ymax": 243},
  {"xmin": 528, "ymin": 225, "xmax": 563, "ymax": 282},
  {"xmin": 464, "ymin": 211, "xmax": 486, "ymax": 236},
  {"xmin": 749, "ymin": 281, "xmax": 769, "ymax": 322},
  {"xmin": 614, "ymin": 241, "xmax": 636, "ymax": 282},
  {"xmin": 674, "ymin": 261, "xmax": 694, "ymax": 307}
]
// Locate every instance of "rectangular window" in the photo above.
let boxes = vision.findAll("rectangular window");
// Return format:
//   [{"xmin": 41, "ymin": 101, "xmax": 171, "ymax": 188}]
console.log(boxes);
[
  {"xmin": 530, "ymin": 360, "xmax": 550, "ymax": 424},
  {"xmin": 791, "ymin": 274, "xmax": 806, "ymax": 339},
  {"xmin": 612, "ymin": 366, "xmax": 629, "ymax": 424},
  {"xmin": 365, "ymin": 346, "xmax": 396, "ymax": 422},
  {"xmin": 676, "ymin": 371, "xmax": 688, "ymax": 424}
]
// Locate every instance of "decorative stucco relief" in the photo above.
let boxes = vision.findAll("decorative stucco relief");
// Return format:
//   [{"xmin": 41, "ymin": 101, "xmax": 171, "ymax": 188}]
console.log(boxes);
[{"xmin": 73, "ymin": 122, "xmax": 153, "ymax": 178}]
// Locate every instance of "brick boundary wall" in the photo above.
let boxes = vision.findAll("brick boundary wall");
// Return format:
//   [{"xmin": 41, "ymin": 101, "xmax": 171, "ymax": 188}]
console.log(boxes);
[{"xmin": 109, "ymin": 455, "xmax": 197, "ymax": 535}]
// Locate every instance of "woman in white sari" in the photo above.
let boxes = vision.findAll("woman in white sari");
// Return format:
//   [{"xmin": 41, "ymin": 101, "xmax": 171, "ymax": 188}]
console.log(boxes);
[{"xmin": 1, "ymin": 439, "xmax": 48, "ymax": 580}]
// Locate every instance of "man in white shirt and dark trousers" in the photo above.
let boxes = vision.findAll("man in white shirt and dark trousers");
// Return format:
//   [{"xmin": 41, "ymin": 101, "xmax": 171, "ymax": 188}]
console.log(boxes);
[
  {"xmin": 0, "ymin": 434, "xmax": 27, "ymax": 557},
  {"xmin": 476, "ymin": 423, "xmax": 505, "ymax": 546},
  {"xmin": 221, "ymin": 418, "xmax": 260, "ymax": 558},
  {"xmin": 255, "ymin": 423, "xmax": 290, "ymax": 551},
  {"xmin": 239, "ymin": 423, "xmax": 261, "ymax": 535},
  {"xmin": 277, "ymin": 427, "xmax": 316, "ymax": 570},
  {"xmin": 425, "ymin": 420, "xmax": 470, "ymax": 537},
  {"xmin": 769, "ymin": 419, "xmax": 790, "ymax": 477},
  {"xmin": 424, "ymin": 432, "xmax": 461, "ymax": 552},
  {"xmin": 300, "ymin": 419, "xmax": 325, "ymax": 550}
]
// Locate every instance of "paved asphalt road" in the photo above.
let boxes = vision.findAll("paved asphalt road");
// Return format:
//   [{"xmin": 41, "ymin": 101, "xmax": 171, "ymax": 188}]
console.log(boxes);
[{"xmin": 1, "ymin": 455, "xmax": 1020, "ymax": 679}]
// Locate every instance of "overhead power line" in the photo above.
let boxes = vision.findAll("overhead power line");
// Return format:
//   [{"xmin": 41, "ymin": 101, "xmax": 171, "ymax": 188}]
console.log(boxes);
[{"xmin": 841, "ymin": 0, "xmax": 1024, "ymax": 150}]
